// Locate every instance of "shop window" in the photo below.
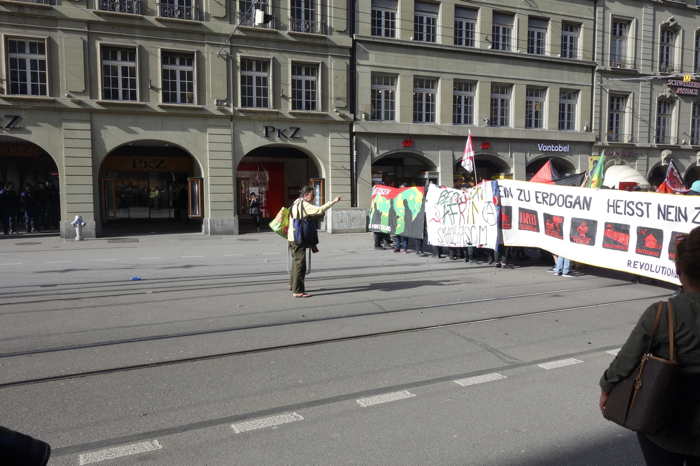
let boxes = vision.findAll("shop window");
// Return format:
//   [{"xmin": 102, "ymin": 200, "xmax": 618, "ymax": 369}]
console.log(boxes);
[
  {"xmin": 6, "ymin": 38, "xmax": 48, "ymax": 96},
  {"xmin": 101, "ymin": 46, "xmax": 138, "ymax": 101},
  {"xmin": 371, "ymin": 73, "xmax": 396, "ymax": 121},
  {"xmin": 161, "ymin": 51, "xmax": 195, "ymax": 105},
  {"xmin": 454, "ymin": 7, "xmax": 476, "ymax": 47},
  {"xmin": 291, "ymin": 62, "xmax": 319, "ymax": 111},
  {"xmin": 413, "ymin": 76, "xmax": 437, "ymax": 123},
  {"xmin": 527, "ymin": 17, "xmax": 548, "ymax": 55},
  {"xmin": 414, "ymin": 2, "xmax": 438, "ymax": 43},
  {"xmin": 453, "ymin": 79, "xmax": 475, "ymax": 125},
  {"xmin": 371, "ymin": 0, "xmax": 396, "ymax": 38},
  {"xmin": 525, "ymin": 87, "xmax": 546, "ymax": 129},
  {"xmin": 240, "ymin": 58, "xmax": 270, "ymax": 108},
  {"xmin": 558, "ymin": 89, "xmax": 578, "ymax": 131},
  {"xmin": 492, "ymin": 13, "xmax": 513, "ymax": 51},
  {"xmin": 561, "ymin": 23, "xmax": 579, "ymax": 59},
  {"xmin": 187, "ymin": 177, "xmax": 204, "ymax": 219}
]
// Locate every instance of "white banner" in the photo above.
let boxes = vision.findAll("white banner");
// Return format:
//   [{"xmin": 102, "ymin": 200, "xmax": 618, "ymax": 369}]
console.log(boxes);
[
  {"xmin": 425, "ymin": 182, "xmax": 499, "ymax": 249},
  {"xmin": 499, "ymin": 180, "xmax": 700, "ymax": 284}
]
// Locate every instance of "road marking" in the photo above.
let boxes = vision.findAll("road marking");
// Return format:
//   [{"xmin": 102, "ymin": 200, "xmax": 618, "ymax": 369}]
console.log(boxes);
[
  {"xmin": 181, "ymin": 255, "xmax": 204, "ymax": 258},
  {"xmin": 537, "ymin": 358, "xmax": 584, "ymax": 370},
  {"xmin": 454, "ymin": 372, "xmax": 507, "ymax": 387},
  {"xmin": 78, "ymin": 440, "xmax": 162, "ymax": 465},
  {"xmin": 356, "ymin": 390, "xmax": 416, "ymax": 407},
  {"xmin": 231, "ymin": 412, "xmax": 304, "ymax": 433},
  {"xmin": 606, "ymin": 348, "xmax": 621, "ymax": 356}
]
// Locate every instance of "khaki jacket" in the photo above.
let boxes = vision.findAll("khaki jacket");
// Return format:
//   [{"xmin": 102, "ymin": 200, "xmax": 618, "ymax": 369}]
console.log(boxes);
[
  {"xmin": 287, "ymin": 198, "xmax": 338, "ymax": 243},
  {"xmin": 601, "ymin": 292, "xmax": 700, "ymax": 455}
]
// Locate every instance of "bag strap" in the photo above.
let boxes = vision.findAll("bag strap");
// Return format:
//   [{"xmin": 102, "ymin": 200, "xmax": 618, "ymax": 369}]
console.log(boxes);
[
  {"xmin": 668, "ymin": 301, "xmax": 676, "ymax": 362},
  {"xmin": 647, "ymin": 302, "xmax": 665, "ymax": 353}
]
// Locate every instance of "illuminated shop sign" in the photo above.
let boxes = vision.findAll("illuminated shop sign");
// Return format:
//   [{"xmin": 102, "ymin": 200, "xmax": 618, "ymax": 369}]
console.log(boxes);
[
  {"xmin": 537, "ymin": 143, "xmax": 570, "ymax": 153},
  {"xmin": 666, "ymin": 79, "xmax": 700, "ymax": 96}
]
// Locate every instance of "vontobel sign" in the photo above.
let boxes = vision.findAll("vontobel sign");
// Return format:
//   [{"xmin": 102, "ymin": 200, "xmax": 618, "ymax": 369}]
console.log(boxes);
[
  {"xmin": 537, "ymin": 143, "xmax": 570, "ymax": 152},
  {"xmin": 666, "ymin": 79, "xmax": 700, "ymax": 96}
]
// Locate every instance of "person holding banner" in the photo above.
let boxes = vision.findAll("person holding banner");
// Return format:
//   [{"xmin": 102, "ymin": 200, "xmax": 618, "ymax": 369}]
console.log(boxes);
[{"xmin": 600, "ymin": 226, "xmax": 700, "ymax": 465}]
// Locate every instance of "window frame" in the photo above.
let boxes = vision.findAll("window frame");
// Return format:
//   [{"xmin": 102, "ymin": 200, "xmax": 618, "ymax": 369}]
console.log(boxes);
[
  {"xmin": 159, "ymin": 49, "xmax": 197, "ymax": 105},
  {"xmin": 370, "ymin": 73, "xmax": 397, "ymax": 121},
  {"xmin": 238, "ymin": 0, "xmax": 269, "ymax": 26},
  {"xmin": 691, "ymin": 102, "xmax": 700, "ymax": 146},
  {"xmin": 659, "ymin": 27, "xmax": 676, "ymax": 73},
  {"xmin": 453, "ymin": 79, "xmax": 475, "ymax": 125},
  {"xmin": 290, "ymin": 61, "xmax": 320, "ymax": 111},
  {"xmin": 4, "ymin": 36, "xmax": 49, "ymax": 97},
  {"xmin": 695, "ymin": 30, "xmax": 700, "ymax": 74},
  {"xmin": 527, "ymin": 18, "xmax": 548, "ymax": 56},
  {"xmin": 607, "ymin": 93, "xmax": 628, "ymax": 143},
  {"xmin": 655, "ymin": 98, "xmax": 674, "ymax": 145},
  {"xmin": 454, "ymin": 7, "xmax": 476, "ymax": 47},
  {"xmin": 490, "ymin": 83, "xmax": 511, "ymax": 127},
  {"xmin": 290, "ymin": 0, "xmax": 319, "ymax": 33},
  {"xmin": 98, "ymin": 43, "xmax": 140, "ymax": 102},
  {"xmin": 560, "ymin": 22, "xmax": 579, "ymax": 59},
  {"xmin": 558, "ymin": 89, "xmax": 578, "ymax": 131},
  {"xmin": 413, "ymin": 2, "xmax": 438, "ymax": 43},
  {"xmin": 525, "ymin": 86, "xmax": 546, "ymax": 129},
  {"xmin": 413, "ymin": 76, "xmax": 437, "ymax": 123},
  {"xmin": 371, "ymin": 0, "xmax": 397, "ymax": 38},
  {"xmin": 239, "ymin": 56, "xmax": 272, "ymax": 109},
  {"xmin": 491, "ymin": 14, "xmax": 513, "ymax": 52},
  {"xmin": 610, "ymin": 18, "xmax": 630, "ymax": 68}
]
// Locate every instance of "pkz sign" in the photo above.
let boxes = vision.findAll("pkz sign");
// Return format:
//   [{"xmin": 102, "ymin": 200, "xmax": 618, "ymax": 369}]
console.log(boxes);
[
  {"xmin": 537, "ymin": 143, "xmax": 570, "ymax": 153},
  {"xmin": 264, "ymin": 125, "xmax": 301, "ymax": 140}
]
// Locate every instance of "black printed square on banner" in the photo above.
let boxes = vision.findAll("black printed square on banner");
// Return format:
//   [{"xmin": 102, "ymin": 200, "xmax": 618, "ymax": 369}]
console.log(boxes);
[
  {"xmin": 570, "ymin": 218, "xmax": 597, "ymax": 246},
  {"xmin": 602, "ymin": 222, "xmax": 630, "ymax": 252},
  {"xmin": 636, "ymin": 227, "xmax": 663, "ymax": 258},
  {"xmin": 668, "ymin": 231, "xmax": 686, "ymax": 261},
  {"xmin": 543, "ymin": 213, "xmax": 564, "ymax": 240},
  {"xmin": 501, "ymin": 206, "xmax": 512, "ymax": 230},
  {"xmin": 518, "ymin": 208, "xmax": 540, "ymax": 233}
]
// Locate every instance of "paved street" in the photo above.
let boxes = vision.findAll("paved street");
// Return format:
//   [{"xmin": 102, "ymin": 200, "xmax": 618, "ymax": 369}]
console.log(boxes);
[{"xmin": 0, "ymin": 232, "xmax": 672, "ymax": 465}]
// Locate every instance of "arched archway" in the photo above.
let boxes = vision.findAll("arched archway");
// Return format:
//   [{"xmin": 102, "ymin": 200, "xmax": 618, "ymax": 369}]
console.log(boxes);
[
  {"xmin": 236, "ymin": 145, "xmax": 322, "ymax": 232},
  {"xmin": 526, "ymin": 157, "xmax": 576, "ymax": 180},
  {"xmin": 372, "ymin": 151, "xmax": 437, "ymax": 187},
  {"xmin": 684, "ymin": 164, "xmax": 700, "ymax": 187},
  {"xmin": 647, "ymin": 163, "xmax": 668, "ymax": 188},
  {"xmin": 99, "ymin": 140, "xmax": 202, "ymax": 234},
  {"xmin": 455, "ymin": 153, "xmax": 510, "ymax": 186},
  {"xmin": 0, "ymin": 136, "xmax": 60, "ymax": 235}
]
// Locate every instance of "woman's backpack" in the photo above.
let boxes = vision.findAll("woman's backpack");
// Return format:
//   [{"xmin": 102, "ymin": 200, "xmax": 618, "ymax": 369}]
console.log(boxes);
[{"xmin": 292, "ymin": 200, "xmax": 319, "ymax": 248}]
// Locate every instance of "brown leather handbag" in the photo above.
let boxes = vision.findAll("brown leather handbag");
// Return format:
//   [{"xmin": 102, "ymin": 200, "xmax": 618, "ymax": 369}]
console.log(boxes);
[{"xmin": 603, "ymin": 302, "xmax": 679, "ymax": 434}]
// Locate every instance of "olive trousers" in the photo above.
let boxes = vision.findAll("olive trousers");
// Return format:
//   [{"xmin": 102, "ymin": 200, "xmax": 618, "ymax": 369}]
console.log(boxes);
[{"xmin": 289, "ymin": 242, "xmax": 307, "ymax": 294}]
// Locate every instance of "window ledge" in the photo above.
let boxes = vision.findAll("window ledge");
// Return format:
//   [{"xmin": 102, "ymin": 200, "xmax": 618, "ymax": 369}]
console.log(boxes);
[
  {"xmin": 97, "ymin": 99, "xmax": 147, "ymax": 106},
  {"xmin": 238, "ymin": 25, "xmax": 280, "ymax": 33},
  {"xmin": 158, "ymin": 103, "xmax": 204, "ymax": 109},
  {"xmin": 237, "ymin": 107, "xmax": 279, "ymax": 113},
  {"xmin": 93, "ymin": 9, "xmax": 145, "ymax": 18},
  {"xmin": 155, "ymin": 16, "xmax": 203, "ymax": 25},
  {"xmin": 288, "ymin": 30, "xmax": 328, "ymax": 38},
  {"xmin": 0, "ymin": 0, "xmax": 53, "ymax": 8},
  {"xmin": 2, "ymin": 94, "xmax": 55, "ymax": 102},
  {"xmin": 288, "ymin": 110, "xmax": 328, "ymax": 115}
]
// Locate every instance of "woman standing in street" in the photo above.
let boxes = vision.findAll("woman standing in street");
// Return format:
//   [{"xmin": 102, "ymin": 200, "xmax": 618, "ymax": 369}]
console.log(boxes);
[{"xmin": 599, "ymin": 226, "xmax": 700, "ymax": 465}]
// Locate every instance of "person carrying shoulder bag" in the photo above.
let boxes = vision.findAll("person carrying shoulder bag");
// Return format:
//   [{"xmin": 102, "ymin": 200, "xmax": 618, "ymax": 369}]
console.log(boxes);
[
  {"xmin": 600, "ymin": 226, "xmax": 700, "ymax": 465},
  {"xmin": 287, "ymin": 186, "xmax": 340, "ymax": 298}
]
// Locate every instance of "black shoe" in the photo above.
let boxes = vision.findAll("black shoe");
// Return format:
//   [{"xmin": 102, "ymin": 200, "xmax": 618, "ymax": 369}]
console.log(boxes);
[{"xmin": 495, "ymin": 262, "xmax": 502, "ymax": 268}]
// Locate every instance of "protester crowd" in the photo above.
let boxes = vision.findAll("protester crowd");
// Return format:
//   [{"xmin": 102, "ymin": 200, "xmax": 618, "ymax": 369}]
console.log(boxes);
[{"xmin": 0, "ymin": 182, "xmax": 60, "ymax": 235}]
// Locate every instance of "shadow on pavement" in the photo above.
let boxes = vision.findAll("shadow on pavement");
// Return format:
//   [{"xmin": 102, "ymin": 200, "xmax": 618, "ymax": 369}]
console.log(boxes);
[
  {"xmin": 313, "ymin": 280, "xmax": 453, "ymax": 296},
  {"xmin": 491, "ymin": 431, "xmax": 644, "ymax": 466}
]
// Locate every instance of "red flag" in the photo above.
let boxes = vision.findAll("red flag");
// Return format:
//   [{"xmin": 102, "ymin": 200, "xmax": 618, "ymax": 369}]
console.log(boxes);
[
  {"xmin": 530, "ymin": 160, "xmax": 559, "ymax": 184},
  {"xmin": 461, "ymin": 133, "xmax": 475, "ymax": 173},
  {"xmin": 656, "ymin": 160, "xmax": 688, "ymax": 193}
]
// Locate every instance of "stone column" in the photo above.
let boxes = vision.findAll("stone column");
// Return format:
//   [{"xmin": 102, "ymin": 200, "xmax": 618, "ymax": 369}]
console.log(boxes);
[
  {"xmin": 62, "ymin": 118, "xmax": 96, "ymax": 239},
  {"xmin": 205, "ymin": 124, "xmax": 236, "ymax": 234}
]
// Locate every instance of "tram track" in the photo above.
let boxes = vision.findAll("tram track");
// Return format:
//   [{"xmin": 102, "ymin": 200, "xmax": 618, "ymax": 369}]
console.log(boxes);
[{"xmin": 0, "ymin": 290, "xmax": 668, "ymax": 389}]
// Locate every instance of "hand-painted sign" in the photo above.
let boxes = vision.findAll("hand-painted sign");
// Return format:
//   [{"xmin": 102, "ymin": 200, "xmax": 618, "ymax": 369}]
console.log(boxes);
[
  {"xmin": 498, "ymin": 179, "xmax": 700, "ymax": 284},
  {"xmin": 368, "ymin": 185, "xmax": 425, "ymax": 239},
  {"xmin": 425, "ymin": 182, "xmax": 499, "ymax": 249}
]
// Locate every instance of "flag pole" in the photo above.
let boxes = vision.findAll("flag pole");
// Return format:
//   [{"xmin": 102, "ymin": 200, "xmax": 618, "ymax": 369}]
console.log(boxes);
[{"xmin": 470, "ymin": 129, "xmax": 479, "ymax": 183}]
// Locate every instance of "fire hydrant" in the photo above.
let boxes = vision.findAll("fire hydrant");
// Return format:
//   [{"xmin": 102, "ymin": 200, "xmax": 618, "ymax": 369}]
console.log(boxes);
[{"xmin": 71, "ymin": 215, "xmax": 87, "ymax": 241}]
